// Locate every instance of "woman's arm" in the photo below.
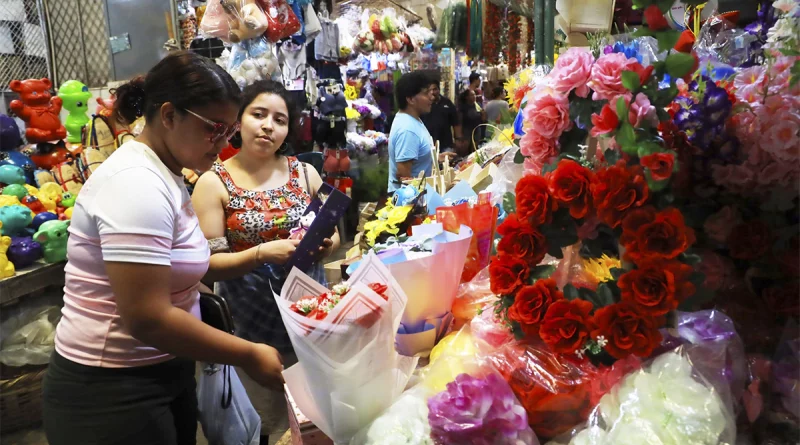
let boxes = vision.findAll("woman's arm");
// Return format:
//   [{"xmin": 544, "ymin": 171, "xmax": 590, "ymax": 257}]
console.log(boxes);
[
  {"xmin": 302, "ymin": 163, "xmax": 341, "ymax": 256},
  {"xmin": 106, "ymin": 261, "xmax": 284, "ymax": 389},
  {"xmin": 192, "ymin": 171, "xmax": 298, "ymax": 283}
]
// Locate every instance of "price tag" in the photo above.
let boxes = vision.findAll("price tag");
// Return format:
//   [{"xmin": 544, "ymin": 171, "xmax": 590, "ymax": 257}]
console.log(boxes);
[{"xmin": 285, "ymin": 78, "xmax": 305, "ymax": 91}]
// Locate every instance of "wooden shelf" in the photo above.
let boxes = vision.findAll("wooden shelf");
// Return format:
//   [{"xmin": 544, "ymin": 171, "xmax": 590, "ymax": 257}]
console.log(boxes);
[{"xmin": 0, "ymin": 261, "xmax": 66, "ymax": 307}]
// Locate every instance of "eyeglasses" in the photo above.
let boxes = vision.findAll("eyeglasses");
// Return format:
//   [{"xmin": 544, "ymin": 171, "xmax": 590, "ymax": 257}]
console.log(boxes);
[{"xmin": 184, "ymin": 109, "xmax": 240, "ymax": 143}]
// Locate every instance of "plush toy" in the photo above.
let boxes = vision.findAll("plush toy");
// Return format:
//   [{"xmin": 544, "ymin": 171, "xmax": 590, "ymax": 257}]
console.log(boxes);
[
  {"xmin": 288, "ymin": 211, "xmax": 316, "ymax": 240},
  {"xmin": 21, "ymin": 195, "xmax": 46, "ymax": 214},
  {"xmin": 0, "ymin": 151, "xmax": 36, "ymax": 185},
  {"xmin": 9, "ymin": 78, "xmax": 67, "ymax": 143},
  {"xmin": 0, "ymin": 205, "xmax": 33, "ymax": 236},
  {"xmin": 0, "ymin": 196, "xmax": 22, "ymax": 208},
  {"xmin": 2, "ymin": 184, "xmax": 28, "ymax": 200},
  {"xmin": 220, "ymin": 0, "xmax": 268, "ymax": 43},
  {"xmin": 0, "ymin": 114, "xmax": 22, "ymax": 151},
  {"xmin": 0, "ymin": 165, "xmax": 26, "ymax": 186},
  {"xmin": 0, "ymin": 228, "xmax": 14, "ymax": 279},
  {"xmin": 31, "ymin": 212, "xmax": 57, "ymax": 230},
  {"xmin": 33, "ymin": 219, "xmax": 70, "ymax": 263},
  {"xmin": 60, "ymin": 192, "xmax": 76, "ymax": 208},
  {"xmin": 7, "ymin": 236, "xmax": 42, "ymax": 269},
  {"xmin": 58, "ymin": 80, "xmax": 92, "ymax": 144}
]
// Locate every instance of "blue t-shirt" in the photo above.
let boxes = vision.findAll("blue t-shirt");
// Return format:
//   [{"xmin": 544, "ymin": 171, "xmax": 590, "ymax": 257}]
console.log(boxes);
[{"xmin": 388, "ymin": 113, "xmax": 433, "ymax": 192}]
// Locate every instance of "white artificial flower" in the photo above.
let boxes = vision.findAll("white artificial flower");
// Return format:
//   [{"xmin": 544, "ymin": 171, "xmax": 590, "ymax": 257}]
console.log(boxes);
[
  {"xmin": 363, "ymin": 389, "xmax": 433, "ymax": 445},
  {"xmin": 773, "ymin": 0, "xmax": 797, "ymax": 13}
]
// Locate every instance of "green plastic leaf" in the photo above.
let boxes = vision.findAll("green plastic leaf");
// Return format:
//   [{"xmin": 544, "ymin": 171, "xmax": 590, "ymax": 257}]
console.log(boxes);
[
  {"xmin": 514, "ymin": 149, "xmax": 526, "ymax": 164},
  {"xmin": 655, "ymin": 29, "xmax": 681, "ymax": 52},
  {"xmin": 665, "ymin": 52, "xmax": 696, "ymax": 79},
  {"xmin": 617, "ymin": 122, "xmax": 637, "ymax": 153},
  {"xmin": 531, "ymin": 264, "xmax": 557, "ymax": 280},
  {"xmin": 656, "ymin": 0, "xmax": 674, "ymax": 12},
  {"xmin": 780, "ymin": 48, "xmax": 800, "ymax": 56},
  {"xmin": 632, "ymin": 27, "xmax": 654, "ymax": 37},
  {"xmin": 541, "ymin": 160, "xmax": 559, "ymax": 174},
  {"xmin": 502, "ymin": 192, "xmax": 516, "ymax": 214},
  {"xmin": 563, "ymin": 284, "xmax": 579, "ymax": 301},
  {"xmin": 604, "ymin": 148, "xmax": 620, "ymax": 165},
  {"xmin": 621, "ymin": 70, "xmax": 641, "ymax": 92},
  {"xmin": 609, "ymin": 267, "xmax": 625, "ymax": 281},
  {"xmin": 615, "ymin": 96, "xmax": 628, "ymax": 120},
  {"xmin": 656, "ymin": 108, "xmax": 671, "ymax": 122},
  {"xmin": 596, "ymin": 283, "xmax": 616, "ymax": 306}
]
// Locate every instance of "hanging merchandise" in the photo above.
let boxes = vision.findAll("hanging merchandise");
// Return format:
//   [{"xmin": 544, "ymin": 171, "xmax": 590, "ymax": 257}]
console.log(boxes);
[
  {"xmin": 259, "ymin": 0, "xmax": 302, "ymax": 43},
  {"xmin": 315, "ymin": 78, "xmax": 348, "ymax": 149},
  {"xmin": 351, "ymin": 9, "xmax": 409, "ymax": 56},
  {"xmin": 468, "ymin": 0, "xmax": 482, "ymax": 58},
  {"xmin": 199, "ymin": 0, "xmax": 269, "ymax": 43},
  {"xmin": 216, "ymin": 37, "xmax": 280, "ymax": 88},
  {"xmin": 315, "ymin": 16, "xmax": 341, "ymax": 62}
]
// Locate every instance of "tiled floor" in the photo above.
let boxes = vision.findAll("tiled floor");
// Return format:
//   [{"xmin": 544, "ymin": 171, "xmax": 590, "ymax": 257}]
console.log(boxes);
[{"xmin": 1, "ymin": 243, "xmax": 354, "ymax": 445}]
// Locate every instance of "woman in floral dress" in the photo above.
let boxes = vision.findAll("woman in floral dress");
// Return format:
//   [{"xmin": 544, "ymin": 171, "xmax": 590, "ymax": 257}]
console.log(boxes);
[{"xmin": 193, "ymin": 80, "xmax": 339, "ymax": 444}]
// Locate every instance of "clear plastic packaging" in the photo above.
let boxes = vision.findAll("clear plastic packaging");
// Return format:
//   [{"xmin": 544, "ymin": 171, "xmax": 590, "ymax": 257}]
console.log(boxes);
[
  {"xmin": 197, "ymin": 364, "xmax": 261, "ymax": 445},
  {"xmin": 545, "ymin": 344, "xmax": 738, "ymax": 445},
  {"xmin": 695, "ymin": 12, "xmax": 757, "ymax": 68},
  {"xmin": 451, "ymin": 265, "xmax": 495, "ymax": 329},
  {"xmin": 199, "ymin": 0, "xmax": 268, "ymax": 44},
  {"xmin": 0, "ymin": 306, "xmax": 60, "ymax": 367},
  {"xmin": 217, "ymin": 38, "xmax": 280, "ymax": 89}
]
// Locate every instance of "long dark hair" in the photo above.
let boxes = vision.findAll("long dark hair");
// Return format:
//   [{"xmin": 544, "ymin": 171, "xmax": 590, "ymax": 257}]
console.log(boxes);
[
  {"xmin": 236, "ymin": 80, "xmax": 299, "ymax": 155},
  {"xmin": 112, "ymin": 51, "xmax": 241, "ymax": 126}
]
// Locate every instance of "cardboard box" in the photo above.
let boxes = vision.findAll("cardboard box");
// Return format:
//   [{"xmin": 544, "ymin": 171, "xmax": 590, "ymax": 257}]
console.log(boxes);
[
  {"xmin": 285, "ymin": 385, "xmax": 334, "ymax": 445},
  {"xmin": 285, "ymin": 183, "xmax": 351, "ymax": 273}
]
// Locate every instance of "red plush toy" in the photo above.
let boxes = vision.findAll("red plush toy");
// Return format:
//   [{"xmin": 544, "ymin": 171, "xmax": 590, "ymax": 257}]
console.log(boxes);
[{"xmin": 9, "ymin": 78, "xmax": 67, "ymax": 143}]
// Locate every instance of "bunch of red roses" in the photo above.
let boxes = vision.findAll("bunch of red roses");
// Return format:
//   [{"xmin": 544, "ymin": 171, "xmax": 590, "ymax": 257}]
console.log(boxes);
[{"xmin": 490, "ymin": 156, "xmax": 700, "ymax": 361}]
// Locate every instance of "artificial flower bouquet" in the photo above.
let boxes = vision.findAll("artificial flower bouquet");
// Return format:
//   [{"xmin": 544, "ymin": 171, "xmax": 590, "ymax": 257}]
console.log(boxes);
[
  {"xmin": 545, "ymin": 344, "xmax": 738, "ymax": 445},
  {"xmin": 277, "ymin": 253, "xmax": 418, "ymax": 444},
  {"xmin": 352, "ymin": 328, "xmax": 539, "ymax": 445}
]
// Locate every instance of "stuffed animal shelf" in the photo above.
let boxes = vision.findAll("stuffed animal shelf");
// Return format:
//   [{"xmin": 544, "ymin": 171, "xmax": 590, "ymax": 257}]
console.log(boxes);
[
  {"xmin": 33, "ymin": 219, "xmax": 69, "ymax": 263},
  {"xmin": 9, "ymin": 78, "xmax": 67, "ymax": 143}
]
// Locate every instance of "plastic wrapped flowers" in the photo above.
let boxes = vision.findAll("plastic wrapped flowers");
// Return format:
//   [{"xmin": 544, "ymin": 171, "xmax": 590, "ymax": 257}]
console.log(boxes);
[
  {"xmin": 358, "ymin": 387, "xmax": 434, "ymax": 445},
  {"xmin": 546, "ymin": 348, "xmax": 735, "ymax": 445}
]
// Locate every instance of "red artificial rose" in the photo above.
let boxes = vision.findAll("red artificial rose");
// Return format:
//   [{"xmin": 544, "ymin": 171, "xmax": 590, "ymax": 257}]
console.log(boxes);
[
  {"xmin": 727, "ymin": 221, "xmax": 773, "ymax": 260},
  {"xmin": 644, "ymin": 5, "xmax": 669, "ymax": 30},
  {"xmin": 618, "ymin": 260, "xmax": 695, "ymax": 316},
  {"xmin": 590, "ymin": 162, "xmax": 650, "ymax": 228},
  {"xmin": 591, "ymin": 302, "xmax": 663, "ymax": 359},
  {"xmin": 620, "ymin": 206, "xmax": 696, "ymax": 263},
  {"xmin": 490, "ymin": 254, "xmax": 530, "ymax": 295},
  {"xmin": 762, "ymin": 284, "xmax": 800, "ymax": 318},
  {"xmin": 540, "ymin": 299, "xmax": 595, "ymax": 354},
  {"xmin": 589, "ymin": 103, "xmax": 620, "ymax": 138},
  {"xmin": 516, "ymin": 175, "xmax": 558, "ymax": 226},
  {"xmin": 629, "ymin": 61, "xmax": 655, "ymax": 86},
  {"xmin": 497, "ymin": 213, "xmax": 548, "ymax": 265},
  {"xmin": 508, "ymin": 279, "xmax": 564, "ymax": 336},
  {"xmin": 675, "ymin": 30, "xmax": 695, "ymax": 53},
  {"xmin": 640, "ymin": 152, "xmax": 675, "ymax": 181},
  {"xmin": 546, "ymin": 159, "xmax": 594, "ymax": 219}
]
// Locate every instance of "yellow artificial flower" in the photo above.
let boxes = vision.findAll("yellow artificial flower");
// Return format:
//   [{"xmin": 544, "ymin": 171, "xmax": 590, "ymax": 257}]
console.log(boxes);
[
  {"xmin": 582, "ymin": 255, "xmax": 623, "ymax": 283},
  {"xmin": 386, "ymin": 205, "xmax": 412, "ymax": 226},
  {"xmin": 345, "ymin": 84, "xmax": 359, "ymax": 101},
  {"xmin": 504, "ymin": 77, "xmax": 519, "ymax": 108},
  {"xmin": 498, "ymin": 128, "xmax": 516, "ymax": 146},
  {"xmin": 345, "ymin": 107, "xmax": 361, "ymax": 120}
]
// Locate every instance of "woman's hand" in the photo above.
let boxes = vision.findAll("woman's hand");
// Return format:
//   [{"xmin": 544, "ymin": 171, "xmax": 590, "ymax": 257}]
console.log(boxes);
[
  {"xmin": 316, "ymin": 238, "xmax": 335, "ymax": 260},
  {"xmin": 258, "ymin": 239, "xmax": 300, "ymax": 265},
  {"xmin": 241, "ymin": 343, "xmax": 285, "ymax": 390}
]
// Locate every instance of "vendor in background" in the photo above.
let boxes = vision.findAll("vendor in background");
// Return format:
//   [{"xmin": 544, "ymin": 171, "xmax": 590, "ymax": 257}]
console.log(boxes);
[
  {"xmin": 485, "ymin": 86, "xmax": 510, "ymax": 124},
  {"xmin": 467, "ymin": 72, "xmax": 484, "ymax": 109},
  {"xmin": 388, "ymin": 72, "xmax": 436, "ymax": 193},
  {"xmin": 458, "ymin": 88, "xmax": 486, "ymax": 154},
  {"xmin": 422, "ymin": 80, "xmax": 464, "ymax": 156},
  {"xmin": 192, "ymin": 80, "xmax": 338, "ymax": 445},
  {"xmin": 43, "ymin": 51, "xmax": 285, "ymax": 445}
]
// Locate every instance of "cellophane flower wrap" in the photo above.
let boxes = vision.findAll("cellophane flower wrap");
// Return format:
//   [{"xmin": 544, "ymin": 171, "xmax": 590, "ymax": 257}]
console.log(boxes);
[
  {"xmin": 277, "ymin": 253, "xmax": 418, "ymax": 444},
  {"xmin": 545, "ymin": 344, "xmax": 738, "ymax": 445}
]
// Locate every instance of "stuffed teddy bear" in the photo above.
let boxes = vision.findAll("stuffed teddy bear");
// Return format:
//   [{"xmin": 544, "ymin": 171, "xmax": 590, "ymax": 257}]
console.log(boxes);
[
  {"xmin": 220, "ymin": 0, "xmax": 268, "ymax": 43},
  {"xmin": 9, "ymin": 78, "xmax": 67, "ymax": 143}
]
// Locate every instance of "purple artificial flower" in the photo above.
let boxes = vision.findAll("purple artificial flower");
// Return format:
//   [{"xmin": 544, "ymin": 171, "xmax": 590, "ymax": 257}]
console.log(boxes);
[
  {"xmin": 427, "ymin": 373, "xmax": 535, "ymax": 445},
  {"xmin": 676, "ymin": 310, "xmax": 738, "ymax": 344}
]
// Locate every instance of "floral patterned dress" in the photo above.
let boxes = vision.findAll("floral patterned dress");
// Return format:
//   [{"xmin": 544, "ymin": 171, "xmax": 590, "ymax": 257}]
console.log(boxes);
[{"xmin": 213, "ymin": 157, "xmax": 326, "ymax": 352}]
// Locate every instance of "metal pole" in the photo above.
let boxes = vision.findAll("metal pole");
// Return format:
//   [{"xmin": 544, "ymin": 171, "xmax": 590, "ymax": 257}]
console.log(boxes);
[
  {"xmin": 534, "ymin": 0, "xmax": 544, "ymax": 65},
  {"xmin": 544, "ymin": 0, "xmax": 555, "ymax": 65}
]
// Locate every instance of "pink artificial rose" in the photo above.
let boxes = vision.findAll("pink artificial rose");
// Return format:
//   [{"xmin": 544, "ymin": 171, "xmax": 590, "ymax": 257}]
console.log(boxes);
[
  {"xmin": 734, "ymin": 65, "xmax": 767, "ymax": 104},
  {"xmin": 551, "ymin": 47, "xmax": 594, "ymax": 98},
  {"xmin": 523, "ymin": 156, "xmax": 547, "ymax": 176},
  {"xmin": 524, "ymin": 92, "xmax": 573, "ymax": 139},
  {"xmin": 696, "ymin": 249, "xmax": 736, "ymax": 292},
  {"xmin": 703, "ymin": 205, "xmax": 743, "ymax": 244},
  {"xmin": 627, "ymin": 93, "xmax": 658, "ymax": 128},
  {"xmin": 588, "ymin": 52, "xmax": 639, "ymax": 102},
  {"xmin": 519, "ymin": 131, "xmax": 558, "ymax": 177},
  {"xmin": 761, "ymin": 114, "xmax": 800, "ymax": 162}
]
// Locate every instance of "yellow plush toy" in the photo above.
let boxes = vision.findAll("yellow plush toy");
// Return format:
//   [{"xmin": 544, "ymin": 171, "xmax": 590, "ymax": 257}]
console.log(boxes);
[
  {"xmin": 38, "ymin": 183, "xmax": 63, "ymax": 204},
  {"xmin": 0, "ymin": 222, "xmax": 14, "ymax": 279}
]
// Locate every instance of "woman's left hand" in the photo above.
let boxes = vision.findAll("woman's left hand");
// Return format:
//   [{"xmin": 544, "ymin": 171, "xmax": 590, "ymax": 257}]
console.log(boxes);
[{"xmin": 317, "ymin": 238, "xmax": 335, "ymax": 260}]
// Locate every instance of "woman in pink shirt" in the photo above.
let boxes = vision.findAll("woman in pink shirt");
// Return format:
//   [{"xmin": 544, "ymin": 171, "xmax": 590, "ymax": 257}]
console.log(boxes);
[{"xmin": 42, "ymin": 52, "xmax": 283, "ymax": 445}]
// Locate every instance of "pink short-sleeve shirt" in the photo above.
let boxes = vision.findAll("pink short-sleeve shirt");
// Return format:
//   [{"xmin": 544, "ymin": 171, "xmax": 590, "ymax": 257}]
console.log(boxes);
[{"xmin": 55, "ymin": 141, "xmax": 210, "ymax": 368}]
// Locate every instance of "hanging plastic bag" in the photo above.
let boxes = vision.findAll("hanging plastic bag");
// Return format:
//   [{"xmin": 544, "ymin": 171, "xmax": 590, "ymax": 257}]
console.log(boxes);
[
  {"xmin": 199, "ymin": 0, "xmax": 269, "ymax": 44},
  {"xmin": 197, "ymin": 363, "xmax": 261, "ymax": 445},
  {"xmin": 545, "ymin": 343, "xmax": 738, "ymax": 445},
  {"xmin": 260, "ymin": 0, "xmax": 301, "ymax": 43},
  {"xmin": 219, "ymin": 37, "xmax": 280, "ymax": 89},
  {"xmin": 433, "ymin": 0, "xmax": 455, "ymax": 49},
  {"xmin": 0, "ymin": 306, "xmax": 61, "ymax": 367}
]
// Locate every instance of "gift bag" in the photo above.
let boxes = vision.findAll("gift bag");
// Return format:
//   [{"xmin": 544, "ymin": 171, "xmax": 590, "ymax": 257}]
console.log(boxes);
[
  {"xmin": 260, "ymin": 0, "xmax": 301, "ymax": 43},
  {"xmin": 197, "ymin": 363, "xmax": 261, "ymax": 445},
  {"xmin": 436, "ymin": 192, "xmax": 498, "ymax": 282}
]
